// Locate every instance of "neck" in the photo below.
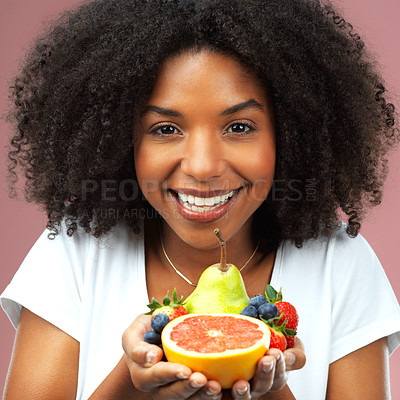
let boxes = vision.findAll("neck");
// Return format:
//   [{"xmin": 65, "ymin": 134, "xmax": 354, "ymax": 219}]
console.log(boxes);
[{"xmin": 146, "ymin": 217, "xmax": 261, "ymax": 283}]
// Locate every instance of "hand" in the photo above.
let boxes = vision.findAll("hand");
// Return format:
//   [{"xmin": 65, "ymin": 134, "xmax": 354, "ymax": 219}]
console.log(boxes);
[
  {"xmin": 227, "ymin": 337, "xmax": 306, "ymax": 400},
  {"xmin": 122, "ymin": 314, "xmax": 223, "ymax": 400}
]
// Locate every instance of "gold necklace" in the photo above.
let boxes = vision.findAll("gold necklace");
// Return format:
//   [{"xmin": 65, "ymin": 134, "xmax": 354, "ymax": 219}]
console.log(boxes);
[{"xmin": 159, "ymin": 227, "xmax": 260, "ymax": 287}]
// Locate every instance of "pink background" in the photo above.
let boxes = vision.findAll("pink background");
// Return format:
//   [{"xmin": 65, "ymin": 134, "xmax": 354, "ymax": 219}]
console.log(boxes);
[{"xmin": 0, "ymin": 0, "xmax": 399, "ymax": 396}]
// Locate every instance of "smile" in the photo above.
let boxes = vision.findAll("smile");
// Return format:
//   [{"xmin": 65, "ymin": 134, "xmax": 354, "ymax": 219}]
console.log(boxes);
[
  {"xmin": 168, "ymin": 188, "xmax": 241, "ymax": 222},
  {"xmin": 176, "ymin": 191, "xmax": 235, "ymax": 213}
]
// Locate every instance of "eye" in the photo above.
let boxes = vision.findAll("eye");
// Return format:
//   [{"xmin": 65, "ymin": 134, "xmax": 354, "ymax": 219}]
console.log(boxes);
[
  {"xmin": 149, "ymin": 123, "xmax": 181, "ymax": 137},
  {"xmin": 226, "ymin": 121, "xmax": 256, "ymax": 135}
]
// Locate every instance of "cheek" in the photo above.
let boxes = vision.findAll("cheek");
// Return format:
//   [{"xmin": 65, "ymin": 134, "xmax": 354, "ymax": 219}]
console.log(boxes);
[
  {"xmin": 135, "ymin": 147, "xmax": 153, "ymax": 180},
  {"xmin": 134, "ymin": 142, "xmax": 165, "ymax": 198},
  {"xmin": 243, "ymin": 146, "xmax": 276, "ymax": 202},
  {"xmin": 239, "ymin": 141, "xmax": 275, "ymax": 178}
]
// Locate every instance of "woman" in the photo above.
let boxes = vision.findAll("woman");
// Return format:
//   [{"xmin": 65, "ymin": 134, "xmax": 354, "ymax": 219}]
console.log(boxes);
[{"xmin": 1, "ymin": 0, "xmax": 400, "ymax": 398}]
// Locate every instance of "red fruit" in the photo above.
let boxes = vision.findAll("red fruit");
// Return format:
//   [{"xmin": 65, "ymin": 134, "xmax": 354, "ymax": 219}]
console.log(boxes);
[
  {"xmin": 286, "ymin": 336, "xmax": 295, "ymax": 349},
  {"xmin": 153, "ymin": 306, "xmax": 188, "ymax": 321},
  {"xmin": 275, "ymin": 301, "xmax": 299, "ymax": 332},
  {"xmin": 146, "ymin": 289, "xmax": 188, "ymax": 322},
  {"xmin": 268, "ymin": 326, "xmax": 287, "ymax": 352},
  {"xmin": 265, "ymin": 285, "xmax": 298, "ymax": 349}
]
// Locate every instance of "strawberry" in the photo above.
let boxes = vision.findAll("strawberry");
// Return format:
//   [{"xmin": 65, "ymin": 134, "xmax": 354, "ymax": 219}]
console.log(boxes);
[
  {"xmin": 146, "ymin": 289, "xmax": 188, "ymax": 321},
  {"xmin": 286, "ymin": 336, "xmax": 295, "ymax": 349},
  {"xmin": 261, "ymin": 313, "xmax": 293, "ymax": 352},
  {"xmin": 152, "ymin": 306, "xmax": 188, "ymax": 320},
  {"xmin": 268, "ymin": 325, "xmax": 287, "ymax": 352},
  {"xmin": 275, "ymin": 301, "xmax": 298, "ymax": 332},
  {"xmin": 265, "ymin": 285, "xmax": 298, "ymax": 349}
]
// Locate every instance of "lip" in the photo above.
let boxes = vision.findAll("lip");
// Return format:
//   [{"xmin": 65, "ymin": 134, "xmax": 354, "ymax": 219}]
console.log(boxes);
[{"xmin": 168, "ymin": 188, "xmax": 242, "ymax": 222}]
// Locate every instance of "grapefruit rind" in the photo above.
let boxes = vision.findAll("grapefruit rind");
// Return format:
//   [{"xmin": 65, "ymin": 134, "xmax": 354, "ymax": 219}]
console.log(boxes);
[{"xmin": 161, "ymin": 313, "xmax": 270, "ymax": 389}]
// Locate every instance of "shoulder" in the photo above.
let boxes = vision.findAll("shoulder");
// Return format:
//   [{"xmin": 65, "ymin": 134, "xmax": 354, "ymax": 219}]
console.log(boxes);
[
  {"xmin": 283, "ymin": 222, "xmax": 377, "ymax": 266},
  {"xmin": 277, "ymin": 223, "xmax": 400, "ymax": 364},
  {"xmin": 36, "ymin": 219, "xmax": 142, "ymax": 254},
  {"xmin": 0, "ymin": 220, "xmax": 144, "ymax": 339},
  {"xmin": 277, "ymin": 222, "xmax": 385, "ymax": 297},
  {"xmin": 5, "ymin": 220, "xmax": 142, "ymax": 293}
]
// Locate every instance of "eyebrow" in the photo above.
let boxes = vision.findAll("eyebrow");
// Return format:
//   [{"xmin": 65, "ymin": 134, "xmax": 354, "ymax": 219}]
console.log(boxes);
[
  {"xmin": 142, "ymin": 99, "xmax": 264, "ymax": 118},
  {"xmin": 220, "ymin": 99, "xmax": 264, "ymax": 116}
]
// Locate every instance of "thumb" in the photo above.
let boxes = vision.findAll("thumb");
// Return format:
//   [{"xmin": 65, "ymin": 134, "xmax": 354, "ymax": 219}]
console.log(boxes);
[{"xmin": 122, "ymin": 313, "xmax": 163, "ymax": 367}]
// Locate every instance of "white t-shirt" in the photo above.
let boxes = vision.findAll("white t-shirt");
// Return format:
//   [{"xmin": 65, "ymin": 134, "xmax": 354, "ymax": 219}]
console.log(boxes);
[{"xmin": 1, "ymin": 222, "xmax": 400, "ymax": 399}]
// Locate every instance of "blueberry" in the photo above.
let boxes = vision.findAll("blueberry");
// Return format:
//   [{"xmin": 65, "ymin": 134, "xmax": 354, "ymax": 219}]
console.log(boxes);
[
  {"xmin": 240, "ymin": 305, "xmax": 259, "ymax": 319},
  {"xmin": 151, "ymin": 313, "xmax": 170, "ymax": 333},
  {"xmin": 248, "ymin": 295, "xmax": 268, "ymax": 310},
  {"xmin": 144, "ymin": 330, "xmax": 162, "ymax": 345},
  {"xmin": 258, "ymin": 303, "xmax": 279, "ymax": 321}
]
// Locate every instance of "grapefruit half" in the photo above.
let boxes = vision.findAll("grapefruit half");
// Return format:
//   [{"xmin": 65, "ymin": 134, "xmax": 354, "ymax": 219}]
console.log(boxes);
[{"xmin": 161, "ymin": 313, "xmax": 270, "ymax": 388}]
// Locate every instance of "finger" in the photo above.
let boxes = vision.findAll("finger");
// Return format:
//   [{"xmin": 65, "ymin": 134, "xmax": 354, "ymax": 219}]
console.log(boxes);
[
  {"xmin": 293, "ymin": 337, "xmax": 305, "ymax": 351},
  {"xmin": 246, "ymin": 355, "xmax": 276, "ymax": 398},
  {"xmin": 152, "ymin": 372, "xmax": 220, "ymax": 400},
  {"xmin": 124, "ymin": 313, "xmax": 151, "ymax": 338},
  {"xmin": 284, "ymin": 337, "xmax": 306, "ymax": 372},
  {"xmin": 200, "ymin": 381, "xmax": 223, "ymax": 400},
  {"xmin": 230, "ymin": 380, "xmax": 251, "ymax": 399},
  {"xmin": 131, "ymin": 360, "xmax": 193, "ymax": 392},
  {"xmin": 122, "ymin": 314, "xmax": 163, "ymax": 367},
  {"xmin": 269, "ymin": 350, "xmax": 288, "ymax": 392}
]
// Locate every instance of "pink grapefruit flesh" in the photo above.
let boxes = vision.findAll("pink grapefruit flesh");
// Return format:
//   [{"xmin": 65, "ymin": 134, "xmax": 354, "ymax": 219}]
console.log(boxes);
[{"xmin": 161, "ymin": 313, "xmax": 270, "ymax": 388}]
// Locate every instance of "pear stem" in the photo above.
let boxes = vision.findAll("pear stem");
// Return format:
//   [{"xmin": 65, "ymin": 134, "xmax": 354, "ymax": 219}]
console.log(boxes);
[{"xmin": 214, "ymin": 228, "xmax": 227, "ymax": 272}]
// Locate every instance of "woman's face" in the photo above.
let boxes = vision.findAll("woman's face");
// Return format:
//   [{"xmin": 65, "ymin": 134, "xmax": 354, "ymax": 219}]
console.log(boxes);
[{"xmin": 134, "ymin": 49, "xmax": 276, "ymax": 249}]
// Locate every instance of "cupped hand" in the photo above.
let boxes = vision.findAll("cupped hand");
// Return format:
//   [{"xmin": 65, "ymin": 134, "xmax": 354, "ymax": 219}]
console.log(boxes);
[
  {"xmin": 227, "ymin": 337, "xmax": 306, "ymax": 400},
  {"xmin": 122, "ymin": 314, "xmax": 223, "ymax": 400}
]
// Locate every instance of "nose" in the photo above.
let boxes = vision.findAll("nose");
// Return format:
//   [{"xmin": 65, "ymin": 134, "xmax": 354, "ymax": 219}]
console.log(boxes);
[{"xmin": 180, "ymin": 130, "xmax": 226, "ymax": 181}]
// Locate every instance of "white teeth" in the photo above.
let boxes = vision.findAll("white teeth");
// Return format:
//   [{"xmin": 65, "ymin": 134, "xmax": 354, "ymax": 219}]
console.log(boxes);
[
  {"xmin": 187, "ymin": 195, "xmax": 195, "ymax": 204},
  {"xmin": 204, "ymin": 197, "xmax": 214, "ymax": 206},
  {"xmin": 180, "ymin": 193, "xmax": 188, "ymax": 202},
  {"xmin": 183, "ymin": 202, "xmax": 192, "ymax": 210},
  {"xmin": 176, "ymin": 190, "xmax": 236, "ymax": 213},
  {"xmin": 194, "ymin": 197, "xmax": 205, "ymax": 206}
]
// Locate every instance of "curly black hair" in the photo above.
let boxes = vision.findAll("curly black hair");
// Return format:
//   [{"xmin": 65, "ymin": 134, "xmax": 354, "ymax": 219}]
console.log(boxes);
[{"xmin": 7, "ymin": 0, "xmax": 399, "ymax": 249}]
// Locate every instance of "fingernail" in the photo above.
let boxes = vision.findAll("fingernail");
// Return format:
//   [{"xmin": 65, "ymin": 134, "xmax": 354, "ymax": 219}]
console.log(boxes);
[
  {"xmin": 236, "ymin": 385, "xmax": 249, "ymax": 395},
  {"xmin": 190, "ymin": 379, "xmax": 205, "ymax": 388},
  {"xmin": 206, "ymin": 389, "xmax": 221, "ymax": 399},
  {"xmin": 176, "ymin": 371, "xmax": 190, "ymax": 379},
  {"xmin": 285, "ymin": 352, "xmax": 296, "ymax": 366},
  {"xmin": 144, "ymin": 350, "xmax": 157, "ymax": 367},
  {"xmin": 262, "ymin": 360, "xmax": 274, "ymax": 372}
]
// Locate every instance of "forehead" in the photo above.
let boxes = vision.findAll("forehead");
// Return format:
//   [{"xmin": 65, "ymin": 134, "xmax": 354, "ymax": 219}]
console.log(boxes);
[{"xmin": 146, "ymin": 49, "xmax": 268, "ymax": 107}]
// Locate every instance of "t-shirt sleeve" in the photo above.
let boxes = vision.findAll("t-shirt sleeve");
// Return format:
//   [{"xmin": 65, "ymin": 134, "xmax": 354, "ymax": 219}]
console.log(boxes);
[
  {"xmin": 329, "ymin": 231, "xmax": 400, "ymax": 363},
  {"xmin": 0, "ymin": 226, "xmax": 89, "ymax": 341}
]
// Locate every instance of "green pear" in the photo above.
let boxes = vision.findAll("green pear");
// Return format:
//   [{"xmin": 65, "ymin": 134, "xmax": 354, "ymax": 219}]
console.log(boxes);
[{"xmin": 184, "ymin": 229, "xmax": 250, "ymax": 314}]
